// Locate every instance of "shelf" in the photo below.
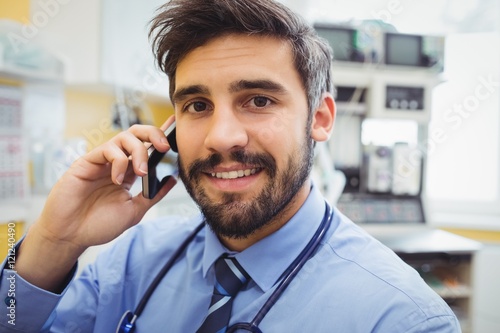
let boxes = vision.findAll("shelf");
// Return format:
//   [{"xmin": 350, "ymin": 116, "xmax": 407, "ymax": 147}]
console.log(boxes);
[
  {"xmin": 366, "ymin": 227, "xmax": 479, "ymax": 333},
  {"xmin": 0, "ymin": 65, "xmax": 63, "ymax": 83},
  {"xmin": 368, "ymin": 228, "xmax": 482, "ymax": 255},
  {"xmin": 433, "ymin": 285, "xmax": 471, "ymax": 299}
]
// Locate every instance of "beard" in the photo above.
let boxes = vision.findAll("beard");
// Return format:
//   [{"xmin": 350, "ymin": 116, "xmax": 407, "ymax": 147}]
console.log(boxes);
[{"xmin": 177, "ymin": 136, "xmax": 314, "ymax": 239}]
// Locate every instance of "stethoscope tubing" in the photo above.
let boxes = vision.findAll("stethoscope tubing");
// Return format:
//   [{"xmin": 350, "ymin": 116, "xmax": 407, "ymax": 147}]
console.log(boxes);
[
  {"xmin": 118, "ymin": 202, "xmax": 333, "ymax": 333},
  {"xmin": 135, "ymin": 221, "xmax": 205, "ymax": 317},
  {"xmin": 225, "ymin": 203, "xmax": 332, "ymax": 333}
]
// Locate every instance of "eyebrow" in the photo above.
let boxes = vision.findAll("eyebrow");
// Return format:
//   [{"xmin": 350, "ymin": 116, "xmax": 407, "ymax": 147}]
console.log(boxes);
[
  {"xmin": 172, "ymin": 85, "xmax": 210, "ymax": 104},
  {"xmin": 172, "ymin": 79, "xmax": 288, "ymax": 104},
  {"xmin": 229, "ymin": 79, "xmax": 287, "ymax": 94}
]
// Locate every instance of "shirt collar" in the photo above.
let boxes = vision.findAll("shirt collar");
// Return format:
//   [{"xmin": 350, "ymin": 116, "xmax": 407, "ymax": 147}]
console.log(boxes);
[{"xmin": 202, "ymin": 182, "xmax": 326, "ymax": 292}]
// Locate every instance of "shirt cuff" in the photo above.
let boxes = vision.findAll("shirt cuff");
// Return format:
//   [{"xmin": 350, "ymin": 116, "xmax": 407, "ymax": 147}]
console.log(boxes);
[{"xmin": 0, "ymin": 239, "xmax": 78, "ymax": 332}]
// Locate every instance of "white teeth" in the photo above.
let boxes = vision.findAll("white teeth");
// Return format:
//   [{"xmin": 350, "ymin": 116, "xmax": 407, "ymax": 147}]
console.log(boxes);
[{"xmin": 211, "ymin": 168, "xmax": 257, "ymax": 179}]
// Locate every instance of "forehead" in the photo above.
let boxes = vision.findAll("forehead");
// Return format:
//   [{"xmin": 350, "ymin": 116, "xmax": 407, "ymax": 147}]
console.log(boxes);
[
  {"xmin": 174, "ymin": 34, "xmax": 302, "ymax": 92},
  {"xmin": 181, "ymin": 33, "xmax": 290, "ymax": 60}
]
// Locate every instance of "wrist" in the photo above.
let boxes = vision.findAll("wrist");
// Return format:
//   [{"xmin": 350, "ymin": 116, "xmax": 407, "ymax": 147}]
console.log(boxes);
[{"xmin": 14, "ymin": 224, "xmax": 85, "ymax": 293}]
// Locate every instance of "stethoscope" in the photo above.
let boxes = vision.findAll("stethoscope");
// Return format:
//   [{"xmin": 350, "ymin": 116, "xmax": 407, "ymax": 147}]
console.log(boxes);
[{"xmin": 117, "ymin": 202, "xmax": 333, "ymax": 333}]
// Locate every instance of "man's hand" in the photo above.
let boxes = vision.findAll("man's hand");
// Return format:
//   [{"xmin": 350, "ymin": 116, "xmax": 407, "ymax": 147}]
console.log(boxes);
[{"xmin": 15, "ymin": 117, "xmax": 176, "ymax": 292}]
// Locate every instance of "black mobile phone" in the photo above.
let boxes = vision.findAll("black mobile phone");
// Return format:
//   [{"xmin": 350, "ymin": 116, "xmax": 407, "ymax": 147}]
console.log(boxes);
[{"xmin": 142, "ymin": 122, "xmax": 178, "ymax": 199}]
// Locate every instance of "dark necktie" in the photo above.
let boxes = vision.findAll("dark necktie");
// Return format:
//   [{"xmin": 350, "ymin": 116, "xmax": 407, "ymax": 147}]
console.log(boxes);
[{"xmin": 196, "ymin": 254, "xmax": 250, "ymax": 333}]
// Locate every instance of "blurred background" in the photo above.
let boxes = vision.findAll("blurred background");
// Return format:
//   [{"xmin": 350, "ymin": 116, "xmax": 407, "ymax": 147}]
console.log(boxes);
[{"xmin": 0, "ymin": 0, "xmax": 499, "ymax": 332}]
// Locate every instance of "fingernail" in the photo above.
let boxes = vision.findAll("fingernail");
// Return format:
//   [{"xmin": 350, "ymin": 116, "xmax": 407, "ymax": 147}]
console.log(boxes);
[
  {"xmin": 139, "ymin": 162, "xmax": 148, "ymax": 174},
  {"xmin": 116, "ymin": 173, "xmax": 124, "ymax": 185},
  {"xmin": 160, "ymin": 137, "xmax": 168, "ymax": 145}
]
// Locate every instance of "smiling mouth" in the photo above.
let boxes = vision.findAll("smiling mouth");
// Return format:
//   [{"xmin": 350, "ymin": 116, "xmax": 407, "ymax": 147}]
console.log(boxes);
[{"xmin": 210, "ymin": 168, "xmax": 259, "ymax": 179}]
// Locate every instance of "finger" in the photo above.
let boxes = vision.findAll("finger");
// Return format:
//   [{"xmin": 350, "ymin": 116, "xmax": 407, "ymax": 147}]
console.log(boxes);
[
  {"xmin": 153, "ymin": 175, "xmax": 177, "ymax": 202},
  {"xmin": 112, "ymin": 131, "xmax": 150, "ymax": 175},
  {"xmin": 128, "ymin": 123, "xmax": 171, "ymax": 152},
  {"xmin": 85, "ymin": 136, "xmax": 146, "ymax": 183},
  {"xmin": 121, "ymin": 161, "xmax": 139, "ymax": 189},
  {"xmin": 83, "ymin": 121, "xmax": 176, "ymax": 184},
  {"xmin": 159, "ymin": 114, "xmax": 176, "ymax": 131},
  {"xmin": 79, "ymin": 142, "xmax": 128, "ymax": 185},
  {"xmin": 97, "ymin": 129, "xmax": 160, "ymax": 177},
  {"xmin": 132, "ymin": 176, "xmax": 177, "ymax": 216},
  {"xmin": 107, "ymin": 149, "xmax": 133, "ymax": 186}
]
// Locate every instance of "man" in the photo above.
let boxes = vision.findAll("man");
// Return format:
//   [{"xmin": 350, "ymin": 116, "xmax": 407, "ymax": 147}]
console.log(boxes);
[{"xmin": 0, "ymin": 0, "xmax": 460, "ymax": 332}]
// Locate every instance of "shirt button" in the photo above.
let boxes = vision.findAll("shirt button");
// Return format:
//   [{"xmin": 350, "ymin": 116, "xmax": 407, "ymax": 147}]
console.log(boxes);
[{"xmin": 4, "ymin": 296, "xmax": 15, "ymax": 306}]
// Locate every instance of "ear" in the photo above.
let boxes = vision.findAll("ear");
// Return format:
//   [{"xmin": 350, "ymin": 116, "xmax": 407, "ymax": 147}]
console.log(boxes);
[{"xmin": 310, "ymin": 92, "xmax": 335, "ymax": 142}]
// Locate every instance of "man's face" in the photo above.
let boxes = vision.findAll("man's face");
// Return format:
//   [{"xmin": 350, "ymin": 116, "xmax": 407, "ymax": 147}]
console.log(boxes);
[{"xmin": 173, "ymin": 34, "xmax": 314, "ymax": 239}]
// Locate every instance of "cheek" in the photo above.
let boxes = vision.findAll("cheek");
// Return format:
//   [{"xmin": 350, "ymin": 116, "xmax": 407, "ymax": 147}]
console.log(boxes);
[
  {"xmin": 254, "ymin": 128, "xmax": 302, "ymax": 168},
  {"xmin": 176, "ymin": 122, "xmax": 206, "ymax": 151},
  {"xmin": 250, "ymin": 114, "xmax": 305, "ymax": 148}
]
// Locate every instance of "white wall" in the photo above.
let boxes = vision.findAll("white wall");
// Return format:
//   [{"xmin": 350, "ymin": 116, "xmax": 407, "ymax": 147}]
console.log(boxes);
[
  {"xmin": 280, "ymin": 0, "xmax": 498, "ymax": 35},
  {"xmin": 30, "ymin": 0, "xmax": 102, "ymax": 83},
  {"xmin": 473, "ymin": 245, "xmax": 500, "ymax": 333}
]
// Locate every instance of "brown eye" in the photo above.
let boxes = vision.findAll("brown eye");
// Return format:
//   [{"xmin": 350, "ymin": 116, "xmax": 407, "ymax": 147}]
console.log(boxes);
[
  {"xmin": 252, "ymin": 96, "xmax": 270, "ymax": 107},
  {"xmin": 193, "ymin": 102, "xmax": 207, "ymax": 112},
  {"xmin": 185, "ymin": 101, "xmax": 209, "ymax": 113}
]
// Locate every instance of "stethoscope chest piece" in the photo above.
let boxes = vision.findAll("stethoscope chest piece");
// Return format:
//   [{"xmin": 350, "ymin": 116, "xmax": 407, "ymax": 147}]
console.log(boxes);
[{"xmin": 116, "ymin": 310, "xmax": 137, "ymax": 333}]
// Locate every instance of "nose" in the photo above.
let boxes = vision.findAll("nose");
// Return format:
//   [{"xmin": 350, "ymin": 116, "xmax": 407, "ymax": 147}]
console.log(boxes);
[{"xmin": 204, "ymin": 106, "xmax": 249, "ymax": 154}]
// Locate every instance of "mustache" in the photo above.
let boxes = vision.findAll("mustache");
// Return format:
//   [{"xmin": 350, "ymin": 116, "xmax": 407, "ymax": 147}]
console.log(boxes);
[{"xmin": 185, "ymin": 150, "xmax": 277, "ymax": 181}]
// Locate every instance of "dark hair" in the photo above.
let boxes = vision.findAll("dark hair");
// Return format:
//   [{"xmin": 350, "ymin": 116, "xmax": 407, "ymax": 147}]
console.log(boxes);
[{"xmin": 149, "ymin": 0, "xmax": 333, "ymax": 113}]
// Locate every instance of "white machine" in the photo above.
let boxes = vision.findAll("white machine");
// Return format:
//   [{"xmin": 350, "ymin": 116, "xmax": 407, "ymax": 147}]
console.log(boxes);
[{"xmin": 314, "ymin": 22, "xmax": 445, "ymax": 224}]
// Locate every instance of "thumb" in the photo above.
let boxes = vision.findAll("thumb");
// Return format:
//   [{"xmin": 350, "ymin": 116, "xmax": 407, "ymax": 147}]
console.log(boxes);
[{"xmin": 133, "ymin": 176, "xmax": 178, "ymax": 217}]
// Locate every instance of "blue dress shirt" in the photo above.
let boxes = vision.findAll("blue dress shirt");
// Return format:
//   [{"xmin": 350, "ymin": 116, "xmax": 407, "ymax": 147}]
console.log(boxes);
[{"xmin": 0, "ymin": 185, "xmax": 461, "ymax": 332}]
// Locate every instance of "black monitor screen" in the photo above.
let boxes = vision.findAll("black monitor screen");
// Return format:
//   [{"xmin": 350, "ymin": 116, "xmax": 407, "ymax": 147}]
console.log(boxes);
[
  {"xmin": 315, "ymin": 26, "xmax": 355, "ymax": 62},
  {"xmin": 385, "ymin": 33, "xmax": 422, "ymax": 66}
]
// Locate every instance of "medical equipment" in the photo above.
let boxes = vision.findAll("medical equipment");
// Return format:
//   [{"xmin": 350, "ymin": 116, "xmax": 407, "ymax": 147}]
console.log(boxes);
[{"xmin": 116, "ymin": 202, "xmax": 333, "ymax": 333}]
